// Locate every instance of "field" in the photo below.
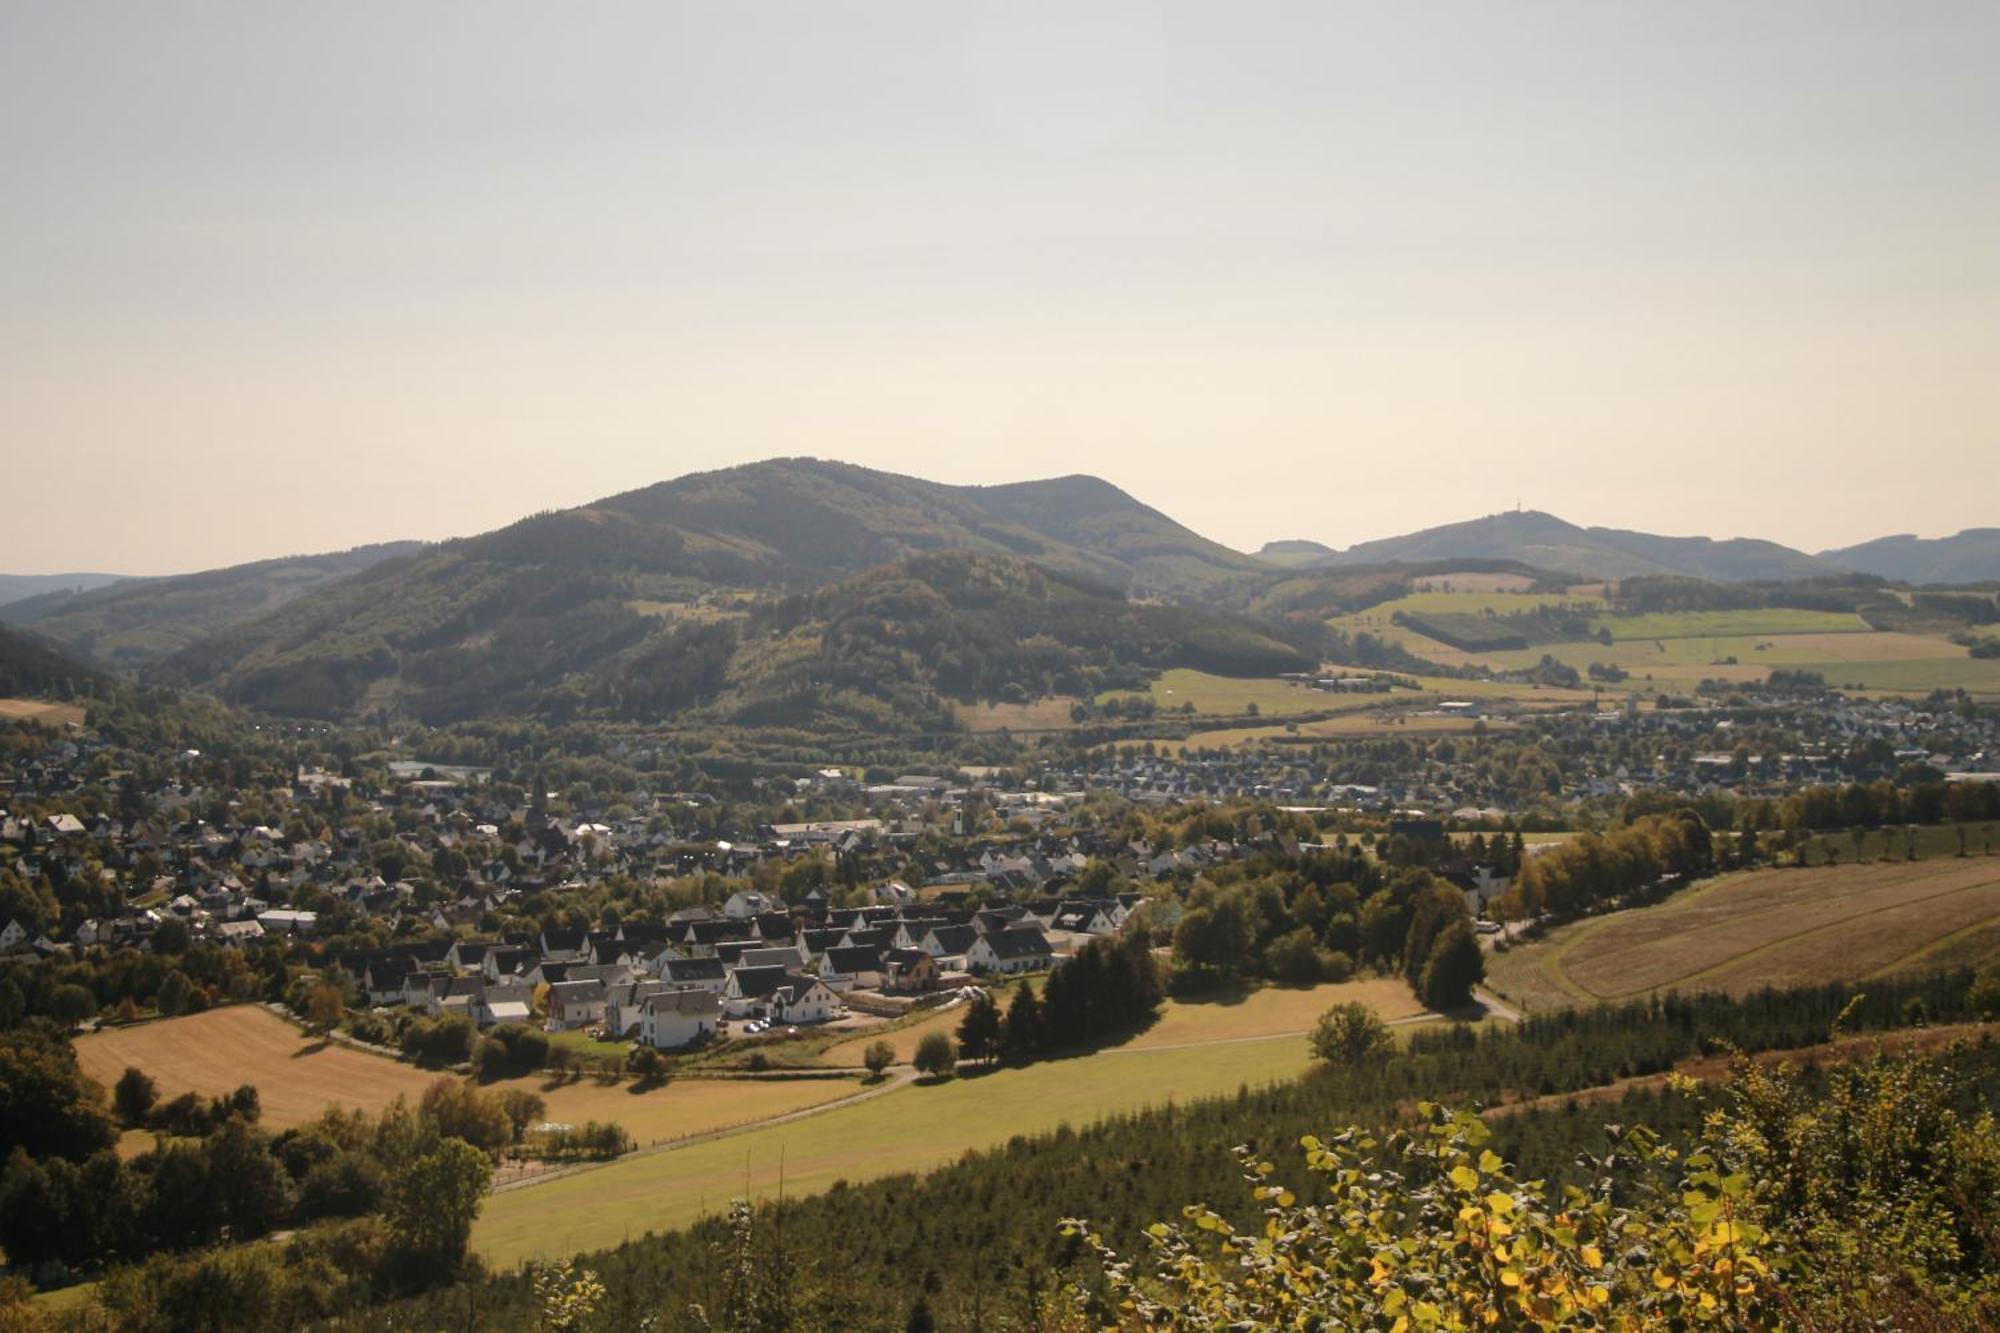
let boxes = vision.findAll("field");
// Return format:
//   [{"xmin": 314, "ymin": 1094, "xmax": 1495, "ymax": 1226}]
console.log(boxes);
[
  {"xmin": 0, "ymin": 697, "xmax": 87, "ymax": 726},
  {"xmin": 1590, "ymin": 608, "xmax": 1870, "ymax": 640},
  {"xmin": 1486, "ymin": 858, "xmax": 2000, "ymax": 1013},
  {"xmin": 471, "ymin": 1034, "xmax": 1321, "ymax": 1267},
  {"xmin": 74, "ymin": 1007, "xmax": 441, "ymax": 1129},
  {"xmin": 1120, "ymin": 976, "xmax": 1423, "ymax": 1049},
  {"xmin": 955, "ymin": 695, "xmax": 1085, "ymax": 733},
  {"xmin": 73, "ymin": 1005, "xmax": 862, "ymax": 1146}
]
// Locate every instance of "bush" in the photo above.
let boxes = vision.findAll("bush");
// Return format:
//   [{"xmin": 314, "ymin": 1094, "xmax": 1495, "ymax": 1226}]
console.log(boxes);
[
  {"xmin": 912, "ymin": 1031, "xmax": 957, "ymax": 1079},
  {"xmin": 114, "ymin": 1066, "xmax": 159, "ymax": 1127},
  {"xmin": 862, "ymin": 1040, "xmax": 896, "ymax": 1079},
  {"xmin": 1308, "ymin": 1002, "xmax": 1392, "ymax": 1065}
]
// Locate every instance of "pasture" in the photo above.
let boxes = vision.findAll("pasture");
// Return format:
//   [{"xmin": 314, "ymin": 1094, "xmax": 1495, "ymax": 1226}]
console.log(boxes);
[
  {"xmin": 1486, "ymin": 857, "xmax": 2000, "ymax": 1013},
  {"xmin": 1122, "ymin": 976, "xmax": 1422, "ymax": 1049},
  {"xmin": 472, "ymin": 1034, "xmax": 1319, "ymax": 1267},
  {"xmin": 73, "ymin": 1005, "xmax": 861, "ymax": 1145},
  {"xmin": 1590, "ymin": 608, "xmax": 1869, "ymax": 640},
  {"xmin": 955, "ymin": 695, "xmax": 1084, "ymax": 733}
]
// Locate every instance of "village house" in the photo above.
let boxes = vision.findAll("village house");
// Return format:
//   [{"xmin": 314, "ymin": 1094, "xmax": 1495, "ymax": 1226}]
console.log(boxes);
[
  {"xmin": 545, "ymin": 978, "xmax": 609, "ymax": 1032},
  {"xmin": 639, "ymin": 987, "xmax": 720, "ymax": 1050},
  {"xmin": 965, "ymin": 927, "xmax": 1054, "ymax": 976}
]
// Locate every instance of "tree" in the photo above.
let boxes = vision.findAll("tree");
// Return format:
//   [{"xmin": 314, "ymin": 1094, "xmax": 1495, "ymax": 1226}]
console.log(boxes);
[
  {"xmin": 305, "ymin": 981, "xmax": 346, "ymax": 1034},
  {"xmin": 956, "ymin": 996, "xmax": 1001, "ymax": 1065},
  {"xmin": 1309, "ymin": 1002, "xmax": 1392, "ymax": 1065},
  {"xmin": 388, "ymin": 1136, "xmax": 493, "ymax": 1277},
  {"xmin": 912, "ymin": 1031, "xmax": 957, "ymax": 1080},
  {"xmin": 1263, "ymin": 927, "xmax": 1324, "ymax": 985},
  {"xmin": 1172, "ymin": 892, "xmax": 1255, "ymax": 978},
  {"xmin": 0, "ymin": 1026, "xmax": 116, "ymax": 1161},
  {"xmin": 1418, "ymin": 918, "xmax": 1485, "ymax": 1012},
  {"xmin": 862, "ymin": 1039, "xmax": 896, "ymax": 1080},
  {"xmin": 48, "ymin": 983, "xmax": 97, "ymax": 1029},
  {"xmin": 114, "ymin": 1066, "xmax": 159, "ymax": 1126},
  {"xmin": 1001, "ymin": 982, "xmax": 1044, "ymax": 1061}
]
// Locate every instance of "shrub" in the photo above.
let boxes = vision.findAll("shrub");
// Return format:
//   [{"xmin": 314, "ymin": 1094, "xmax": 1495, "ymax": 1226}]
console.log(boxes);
[{"xmin": 912, "ymin": 1031, "xmax": 957, "ymax": 1079}]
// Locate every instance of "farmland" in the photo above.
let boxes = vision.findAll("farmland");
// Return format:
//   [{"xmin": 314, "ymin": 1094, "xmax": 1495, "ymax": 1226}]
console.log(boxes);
[
  {"xmin": 1486, "ymin": 858, "xmax": 2000, "ymax": 1013},
  {"xmin": 72, "ymin": 1005, "xmax": 863, "ymax": 1146},
  {"xmin": 471, "ymin": 1032, "xmax": 1321, "ymax": 1267},
  {"xmin": 0, "ymin": 696, "xmax": 87, "ymax": 726}
]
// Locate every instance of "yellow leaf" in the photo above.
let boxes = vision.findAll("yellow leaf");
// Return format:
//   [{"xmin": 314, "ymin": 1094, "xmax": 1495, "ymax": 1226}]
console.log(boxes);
[{"xmin": 1580, "ymin": 1245, "xmax": 1603, "ymax": 1269}]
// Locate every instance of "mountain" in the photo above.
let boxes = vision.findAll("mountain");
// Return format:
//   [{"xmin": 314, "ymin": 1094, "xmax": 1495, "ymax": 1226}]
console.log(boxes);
[
  {"xmin": 0, "ymin": 572, "xmax": 124, "ymax": 609},
  {"xmin": 169, "ymin": 547, "xmax": 1312, "ymax": 727},
  {"xmin": 576, "ymin": 459, "xmax": 1265, "ymax": 593},
  {"xmin": 1818, "ymin": 529, "xmax": 2000, "ymax": 585},
  {"xmin": 1281, "ymin": 510, "xmax": 1833, "ymax": 582},
  {"xmin": 1254, "ymin": 539, "xmax": 1340, "ymax": 568},
  {"xmin": 0, "ymin": 542, "xmax": 426, "ymax": 669}
]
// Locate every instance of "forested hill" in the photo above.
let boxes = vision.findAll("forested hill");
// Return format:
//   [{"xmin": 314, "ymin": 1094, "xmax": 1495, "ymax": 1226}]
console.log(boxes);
[
  {"xmin": 569, "ymin": 458, "xmax": 1266, "ymax": 593},
  {"xmin": 1276, "ymin": 510, "xmax": 1835, "ymax": 582},
  {"xmin": 163, "ymin": 550, "xmax": 1314, "ymax": 727},
  {"xmin": 0, "ymin": 624, "xmax": 109, "ymax": 701},
  {"xmin": 0, "ymin": 541, "xmax": 426, "ymax": 669},
  {"xmin": 1819, "ymin": 528, "xmax": 2000, "ymax": 584}
]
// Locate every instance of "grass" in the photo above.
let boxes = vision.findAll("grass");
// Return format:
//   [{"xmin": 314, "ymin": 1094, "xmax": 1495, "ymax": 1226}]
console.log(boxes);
[
  {"xmin": 1442, "ymin": 632, "xmax": 2000, "ymax": 697},
  {"xmin": 471, "ymin": 1035, "xmax": 1320, "ymax": 1267},
  {"xmin": 520, "ymin": 1073, "xmax": 862, "ymax": 1150},
  {"xmin": 1486, "ymin": 857, "xmax": 2000, "ymax": 1013},
  {"xmin": 1590, "ymin": 609, "xmax": 1870, "ymax": 640},
  {"xmin": 1122, "ymin": 976, "xmax": 1423, "ymax": 1049},
  {"xmin": 955, "ymin": 696, "xmax": 1085, "ymax": 733}
]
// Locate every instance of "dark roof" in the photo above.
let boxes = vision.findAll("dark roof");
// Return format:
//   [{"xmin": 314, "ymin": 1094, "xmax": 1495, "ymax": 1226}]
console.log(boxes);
[
  {"xmin": 979, "ymin": 929, "xmax": 1053, "ymax": 960},
  {"xmin": 728, "ymin": 964, "xmax": 793, "ymax": 999},
  {"xmin": 661, "ymin": 957, "xmax": 726, "ymax": 983},
  {"xmin": 820, "ymin": 945, "xmax": 881, "ymax": 974},
  {"xmin": 924, "ymin": 925, "xmax": 977, "ymax": 954}
]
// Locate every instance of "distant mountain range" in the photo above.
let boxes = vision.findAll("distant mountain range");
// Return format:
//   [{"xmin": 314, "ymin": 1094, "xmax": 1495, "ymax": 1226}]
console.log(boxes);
[
  {"xmin": 1817, "ymin": 529, "xmax": 2000, "ymax": 585},
  {"xmin": 1, "ymin": 459, "xmax": 1991, "ymax": 725},
  {"xmin": 0, "ymin": 542, "xmax": 425, "ymax": 669},
  {"xmin": 1262, "ymin": 512, "xmax": 2000, "ymax": 585},
  {"xmin": 0, "ymin": 572, "xmax": 124, "ymax": 609}
]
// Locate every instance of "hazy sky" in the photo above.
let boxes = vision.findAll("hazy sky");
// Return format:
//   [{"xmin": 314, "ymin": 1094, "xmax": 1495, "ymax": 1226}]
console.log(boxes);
[{"xmin": 4, "ymin": 1, "xmax": 1995, "ymax": 575}]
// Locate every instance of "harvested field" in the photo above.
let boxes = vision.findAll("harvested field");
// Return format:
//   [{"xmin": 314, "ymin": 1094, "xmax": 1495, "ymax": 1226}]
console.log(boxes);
[
  {"xmin": 74, "ymin": 1007, "xmax": 439, "ymax": 1129},
  {"xmin": 0, "ymin": 697, "xmax": 87, "ymax": 726},
  {"xmin": 1487, "ymin": 858, "xmax": 2000, "ymax": 1011},
  {"xmin": 74, "ymin": 1005, "xmax": 862, "ymax": 1145},
  {"xmin": 1121, "ymin": 976, "xmax": 1424, "ymax": 1049}
]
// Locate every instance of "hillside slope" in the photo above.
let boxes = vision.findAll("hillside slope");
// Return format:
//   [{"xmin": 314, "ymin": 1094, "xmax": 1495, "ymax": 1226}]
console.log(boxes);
[
  {"xmin": 170, "ymin": 548, "xmax": 1311, "ymax": 727},
  {"xmin": 1, "ymin": 542, "xmax": 426, "ymax": 668},
  {"xmin": 1819, "ymin": 529, "xmax": 2000, "ymax": 585},
  {"xmin": 1287, "ymin": 511, "xmax": 1833, "ymax": 582},
  {"xmin": 0, "ymin": 572, "xmax": 124, "ymax": 609}
]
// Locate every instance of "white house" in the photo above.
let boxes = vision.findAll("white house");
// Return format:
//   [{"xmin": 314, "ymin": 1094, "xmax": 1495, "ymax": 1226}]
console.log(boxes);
[
  {"xmin": 722, "ymin": 890, "xmax": 771, "ymax": 921},
  {"xmin": 965, "ymin": 928, "xmax": 1054, "ymax": 976},
  {"xmin": 0, "ymin": 918, "xmax": 31, "ymax": 952},
  {"xmin": 772, "ymin": 976, "xmax": 839, "ymax": 1025},
  {"xmin": 639, "ymin": 987, "xmax": 721, "ymax": 1050},
  {"xmin": 605, "ymin": 979, "xmax": 668, "ymax": 1037},
  {"xmin": 545, "ymin": 979, "xmax": 608, "ymax": 1032}
]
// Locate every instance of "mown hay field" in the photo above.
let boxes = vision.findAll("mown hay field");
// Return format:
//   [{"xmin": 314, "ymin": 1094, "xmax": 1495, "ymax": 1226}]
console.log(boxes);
[
  {"xmin": 74, "ymin": 1005, "xmax": 860, "ymax": 1144},
  {"xmin": 1487, "ymin": 858, "xmax": 2000, "ymax": 1012}
]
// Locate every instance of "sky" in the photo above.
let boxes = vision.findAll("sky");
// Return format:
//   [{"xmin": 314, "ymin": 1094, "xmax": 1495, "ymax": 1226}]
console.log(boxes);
[{"xmin": 2, "ymin": 1, "xmax": 1996, "ymax": 576}]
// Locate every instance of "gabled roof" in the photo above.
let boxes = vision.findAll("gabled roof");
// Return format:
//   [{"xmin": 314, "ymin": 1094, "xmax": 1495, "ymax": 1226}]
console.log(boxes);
[
  {"xmin": 820, "ymin": 945, "xmax": 881, "ymax": 974},
  {"xmin": 977, "ymin": 928, "xmax": 1053, "ymax": 960}
]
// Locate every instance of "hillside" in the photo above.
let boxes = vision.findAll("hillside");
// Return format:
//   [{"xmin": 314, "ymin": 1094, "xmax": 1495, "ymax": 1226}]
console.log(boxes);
[
  {"xmin": 169, "ymin": 549, "xmax": 1313, "ymax": 727},
  {"xmin": 1253, "ymin": 539, "xmax": 1340, "ymax": 568},
  {"xmin": 581, "ymin": 458, "xmax": 1265, "ymax": 593},
  {"xmin": 1820, "ymin": 528, "xmax": 2000, "ymax": 585},
  {"xmin": 0, "ymin": 623, "xmax": 108, "ymax": 701},
  {"xmin": 1279, "ymin": 510, "xmax": 1834, "ymax": 582},
  {"xmin": 0, "ymin": 571, "xmax": 123, "ymax": 609},
  {"xmin": 0, "ymin": 541, "xmax": 425, "ymax": 668}
]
